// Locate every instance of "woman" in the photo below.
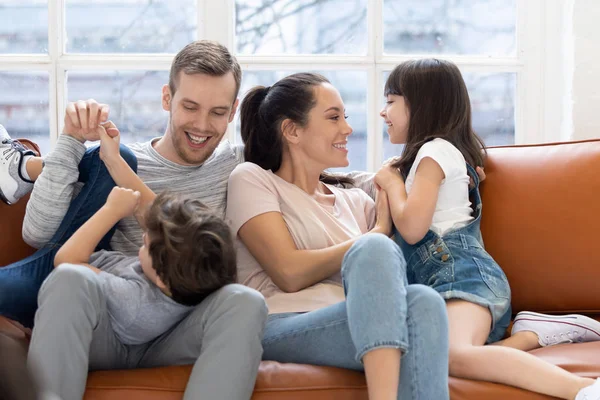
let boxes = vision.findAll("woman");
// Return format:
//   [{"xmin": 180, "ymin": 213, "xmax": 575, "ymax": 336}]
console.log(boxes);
[{"xmin": 226, "ymin": 73, "xmax": 449, "ymax": 400}]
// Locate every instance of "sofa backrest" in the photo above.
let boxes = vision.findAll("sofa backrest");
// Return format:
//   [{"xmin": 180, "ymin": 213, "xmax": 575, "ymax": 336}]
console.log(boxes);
[
  {"xmin": 481, "ymin": 139, "xmax": 600, "ymax": 314},
  {"xmin": 2, "ymin": 139, "xmax": 599, "ymax": 314}
]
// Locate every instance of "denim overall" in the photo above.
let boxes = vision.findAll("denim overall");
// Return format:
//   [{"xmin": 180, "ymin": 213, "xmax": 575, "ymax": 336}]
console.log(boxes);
[{"xmin": 394, "ymin": 164, "xmax": 511, "ymax": 343}]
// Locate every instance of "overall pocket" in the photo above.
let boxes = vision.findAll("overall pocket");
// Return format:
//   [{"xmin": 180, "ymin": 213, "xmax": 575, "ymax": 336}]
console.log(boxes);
[{"xmin": 473, "ymin": 257, "xmax": 511, "ymax": 299}]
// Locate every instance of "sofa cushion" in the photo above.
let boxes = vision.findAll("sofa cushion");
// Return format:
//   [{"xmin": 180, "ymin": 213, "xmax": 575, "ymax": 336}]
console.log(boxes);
[
  {"xmin": 481, "ymin": 140, "xmax": 600, "ymax": 313},
  {"xmin": 81, "ymin": 342, "xmax": 600, "ymax": 400}
]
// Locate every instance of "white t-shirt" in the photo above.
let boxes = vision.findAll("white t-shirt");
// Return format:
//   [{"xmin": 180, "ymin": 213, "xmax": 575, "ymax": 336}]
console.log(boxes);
[
  {"xmin": 404, "ymin": 138, "xmax": 474, "ymax": 236},
  {"xmin": 226, "ymin": 162, "xmax": 376, "ymax": 314}
]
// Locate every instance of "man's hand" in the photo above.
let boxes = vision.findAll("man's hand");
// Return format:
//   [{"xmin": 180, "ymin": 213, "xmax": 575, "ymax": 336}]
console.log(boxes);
[
  {"xmin": 63, "ymin": 99, "xmax": 110, "ymax": 143},
  {"xmin": 104, "ymin": 187, "xmax": 141, "ymax": 220}
]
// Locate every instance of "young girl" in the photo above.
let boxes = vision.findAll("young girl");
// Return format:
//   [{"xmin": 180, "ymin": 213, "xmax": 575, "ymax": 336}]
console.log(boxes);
[{"xmin": 375, "ymin": 58, "xmax": 600, "ymax": 399}]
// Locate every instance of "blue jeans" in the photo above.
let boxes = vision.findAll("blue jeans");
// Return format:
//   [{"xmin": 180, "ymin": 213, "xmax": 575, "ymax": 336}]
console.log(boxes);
[
  {"xmin": 263, "ymin": 233, "xmax": 450, "ymax": 400},
  {"xmin": 0, "ymin": 145, "xmax": 137, "ymax": 327}
]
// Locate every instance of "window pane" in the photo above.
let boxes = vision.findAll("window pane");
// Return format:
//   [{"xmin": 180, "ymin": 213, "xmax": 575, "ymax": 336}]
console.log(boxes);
[
  {"xmin": 66, "ymin": 71, "xmax": 168, "ymax": 144},
  {"xmin": 235, "ymin": 0, "xmax": 367, "ymax": 55},
  {"xmin": 0, "ymin": 71, "xmax": 50, "ymax": 153},
  {"xmin": 236, "ymin": 70, "xmax": 367, "ymax": 172},
  {"xmin": 382, "ymin": 71, "xmax": 515, "ymax": 161},
  {"xmin": 0, "ymin": 1, "xmax": 48, "ymax": 54},
  {"xmin": 384, "ymin": 0, "xmax": 516, "ymax": 56},
  {"xmin": 65, "ymin": 0, "xmax": 197, "ymax": 53}
]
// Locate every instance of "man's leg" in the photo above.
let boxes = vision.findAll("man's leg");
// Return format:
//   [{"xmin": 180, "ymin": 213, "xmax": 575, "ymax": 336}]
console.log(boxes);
[
  {"xmin": 28, "ymin": 264, "xmax": 128, "ymax": 400},
  {"xmin": 0, "ymin": 144, "xmax": 137, "ymax": 327},
  {"xmin": 137, "ymin": 284, "xmax": 267, "ymax": 400}
]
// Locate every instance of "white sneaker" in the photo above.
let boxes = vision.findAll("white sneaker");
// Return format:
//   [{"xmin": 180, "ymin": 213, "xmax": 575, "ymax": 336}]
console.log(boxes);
[
  {"xmin": 512, "ymin": 311, "xmax": 600, "ymax": 347},
  {"xmin": 576, "ymin": 378, "xmax": 600, "ymax": 400},
  {"xmin": 0, "ymin": 124, "xmax": 35, "ymax": 205}
]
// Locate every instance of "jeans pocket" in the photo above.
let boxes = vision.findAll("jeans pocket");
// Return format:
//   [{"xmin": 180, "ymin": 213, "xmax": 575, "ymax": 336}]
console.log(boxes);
[{"xmin": 474, "ymin": 257, "xmax": 510, "ymax": 300}]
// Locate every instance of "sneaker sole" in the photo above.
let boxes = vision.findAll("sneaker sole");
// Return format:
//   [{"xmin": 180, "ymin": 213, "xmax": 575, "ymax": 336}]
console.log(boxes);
[
  {"xmin": 0, "ymin": 188, "xmax": 13, "ymax": 205},
  {"xmin": 514, "ymin": 311, "xmax": 600, "ymax": 338}
]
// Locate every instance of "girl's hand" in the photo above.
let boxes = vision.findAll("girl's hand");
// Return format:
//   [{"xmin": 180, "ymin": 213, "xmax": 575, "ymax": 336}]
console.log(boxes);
[
  {"xmin": 99, "ymin": 121, "xmax": 122, "ymax": 166},
  {"xmin": 371, "ymin": 188, "xmax": 392, "ymax": 237},
  {"xmin": 375, "ymin": 163, "xmax": 404, "ymax": 192},
  {"xmin": 105, "ymin": 187, "xmax": 141, "ymax": 220}
]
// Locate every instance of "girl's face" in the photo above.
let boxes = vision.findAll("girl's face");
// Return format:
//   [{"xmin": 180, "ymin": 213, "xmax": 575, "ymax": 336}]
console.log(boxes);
[
  {"xmin": 380, "ymin": 94, "xmax": 410, "ymax": 144},
  {"xmin": 292, "ymin": 83, "xmax": 353, "ymax": 169}
]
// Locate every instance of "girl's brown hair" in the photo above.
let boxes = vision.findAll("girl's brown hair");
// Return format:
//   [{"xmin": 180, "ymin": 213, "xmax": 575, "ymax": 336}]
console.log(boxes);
[{"xmin": 385, "ymin": 59, "xmax": 486, "ymax": 176}]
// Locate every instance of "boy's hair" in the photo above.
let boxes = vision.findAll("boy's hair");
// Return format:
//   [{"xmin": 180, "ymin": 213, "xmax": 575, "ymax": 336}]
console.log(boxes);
[
  {"xmin": 384, "ymin": 58, "xmax": 487, "ymax": 177},
  {"xmin": 169, "ymin": 40, "xmax": 242, "ymax": 100},
  {"xmin": 143, "ymin": 192, "xmax": 237, "ymax": 306}
]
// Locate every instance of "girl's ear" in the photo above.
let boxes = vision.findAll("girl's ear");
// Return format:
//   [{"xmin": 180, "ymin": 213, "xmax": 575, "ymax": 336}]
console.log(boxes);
[{"xmin": 280, "ymin": 119, "xmax": 300, "ymax": 145}]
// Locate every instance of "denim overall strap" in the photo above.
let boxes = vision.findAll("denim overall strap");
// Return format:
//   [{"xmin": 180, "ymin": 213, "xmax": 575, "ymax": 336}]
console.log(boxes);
[{"xmin": 465, "ymin": 164, "xmax": 482, "ymax": 220}]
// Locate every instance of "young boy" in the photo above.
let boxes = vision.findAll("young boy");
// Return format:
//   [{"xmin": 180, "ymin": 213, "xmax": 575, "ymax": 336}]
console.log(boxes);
[{"xmin": 53, "ymin": 185, "xmax": 238, "ymax": 345}]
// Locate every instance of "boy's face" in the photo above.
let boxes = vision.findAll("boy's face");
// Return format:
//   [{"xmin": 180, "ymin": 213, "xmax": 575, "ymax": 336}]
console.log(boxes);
[{"xmin": 139, "ymin": 232, "xmax": 166, "ymax": 290}]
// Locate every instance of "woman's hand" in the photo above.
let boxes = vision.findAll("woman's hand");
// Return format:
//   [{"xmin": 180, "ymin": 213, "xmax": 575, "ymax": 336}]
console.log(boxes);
[
  {"xmin": 371, "ymin": 188, "xmax": 393, "ymax": 236},
  {"xmin": 375, "ymin": 163, "xmax": 405, "ymax": 193}
]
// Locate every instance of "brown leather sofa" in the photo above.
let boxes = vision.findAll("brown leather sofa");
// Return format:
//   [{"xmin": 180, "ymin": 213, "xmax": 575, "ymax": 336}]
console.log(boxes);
[{"xmin": 1, "ymin": 138, "xmax": 600, "ymax": 400}]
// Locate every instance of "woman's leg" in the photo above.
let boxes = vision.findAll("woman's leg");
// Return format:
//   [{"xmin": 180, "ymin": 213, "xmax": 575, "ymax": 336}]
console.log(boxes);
[
  {"xmin": 264, "ymin": 233, "xmax": 450, "ymax": 400},
  {"xmin": 342, "ymin": 233, "xmax": 448, "ymax": 400},
  {"xmin": 447, "ymin": 300, "xmax": 595, "ymax": 399}
]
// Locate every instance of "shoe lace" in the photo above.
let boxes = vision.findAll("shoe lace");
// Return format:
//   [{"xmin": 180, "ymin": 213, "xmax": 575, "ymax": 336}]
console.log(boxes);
[
  {"xmin": 545, "ymin": 329, "xmax": 582, "ymax": 345},
  {"xmin": 1, "ymin": 138, "xmax": 31, "ymax": 159}
]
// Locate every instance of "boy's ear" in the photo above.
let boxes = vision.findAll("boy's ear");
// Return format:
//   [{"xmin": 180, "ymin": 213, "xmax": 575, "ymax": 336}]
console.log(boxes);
[
  {"xmin": 280, "ymin": 119, "xmax": 300, "ymax": 144},
  {"xmin": 155, "ymin": 276, "xmax": 169, "ymax": 292}
]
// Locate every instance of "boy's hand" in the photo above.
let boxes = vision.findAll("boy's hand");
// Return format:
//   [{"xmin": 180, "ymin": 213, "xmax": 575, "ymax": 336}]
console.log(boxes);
[
  {"xmin": 99, "ymin": 121, "xmax": 122, "ymax": 166},
  {"xmin": 105, "ymin": 187, "xmax": 141, "ymax": 219}
]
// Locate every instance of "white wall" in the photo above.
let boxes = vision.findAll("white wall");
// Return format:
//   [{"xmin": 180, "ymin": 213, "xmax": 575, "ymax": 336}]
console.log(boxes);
[{"xmin": 571, "ymin": 0, "xmax": 600, "ymax": 140}]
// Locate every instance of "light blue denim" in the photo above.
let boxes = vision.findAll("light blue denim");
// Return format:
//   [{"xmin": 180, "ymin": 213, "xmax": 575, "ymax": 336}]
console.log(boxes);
[
  {"xmin": 262, "ymin": 233, "xmax": 450, "ymax": 400},
  {"xmin": 394, "ymin": 164, "xmax": 512, "ymax": 343}
]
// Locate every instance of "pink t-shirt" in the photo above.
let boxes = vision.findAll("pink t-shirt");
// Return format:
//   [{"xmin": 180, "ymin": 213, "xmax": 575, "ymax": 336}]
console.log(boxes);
[{"xmin": 226, "ymin": 162, "xmax": 376, "ymax": 314}]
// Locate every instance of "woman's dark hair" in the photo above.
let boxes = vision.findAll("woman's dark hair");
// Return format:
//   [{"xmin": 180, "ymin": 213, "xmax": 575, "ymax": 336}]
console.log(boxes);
[
  {"xmin": 384, "ymin": 59, "xmax": 486, "ymax": 177},
  {"xmin": 144, "ymin": 192, "xmax": 237, "ymax": 306},
  {"xmin": 240, "ymin": 72, "xmax": 353, "ymax": 186}
]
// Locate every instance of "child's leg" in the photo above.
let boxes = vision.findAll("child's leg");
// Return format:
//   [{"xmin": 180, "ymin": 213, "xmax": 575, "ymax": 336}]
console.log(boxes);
[
  {"xmin": 136, "ymin": 284, "xmax": 267, "ymax": 400},
  {"xmin": 447, "ymin": 300, "xmax": 594, "ymax": 399},
  {"xmin": 25, "ymin": 156, "xmax": 44, "ymax": 181},
  {"xmin": 498, "ymin": 312, "xmax": 600, "ymax": 351},
  {"xmin": 28, "ymin": 265, "xmax": 128, "ymax": 400}
]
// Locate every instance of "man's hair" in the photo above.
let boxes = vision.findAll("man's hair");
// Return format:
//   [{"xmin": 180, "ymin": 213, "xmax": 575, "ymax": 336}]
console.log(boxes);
[
  {"xmin": 143, "ymin": 192, "xmax": 237, "ymax": 306},
  {"xmin": 169, "ymin": 40, "xmax": 242, "ymax": 99}
]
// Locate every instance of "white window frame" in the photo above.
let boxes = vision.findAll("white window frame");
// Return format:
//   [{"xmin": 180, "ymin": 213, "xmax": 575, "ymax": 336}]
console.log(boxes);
[{"xmin": 0, "ymin": 0, "xmax": 565, "ymax": 171}]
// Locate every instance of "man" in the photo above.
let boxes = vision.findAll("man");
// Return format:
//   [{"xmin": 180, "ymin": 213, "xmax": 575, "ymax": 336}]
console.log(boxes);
[{"xmin": 0, "ymin": 40, "xmax": 267, "ymax": 400}]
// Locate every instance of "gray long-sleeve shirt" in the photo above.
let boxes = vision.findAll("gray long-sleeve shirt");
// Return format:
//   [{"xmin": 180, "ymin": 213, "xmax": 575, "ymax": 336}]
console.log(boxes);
[
  {"xmin": 23, "ymin": 135, "xmax": 375, "ymax": 256},
  {"xmin": 23, "ymin": 135, "xmax": 245, "ymax": 255}
]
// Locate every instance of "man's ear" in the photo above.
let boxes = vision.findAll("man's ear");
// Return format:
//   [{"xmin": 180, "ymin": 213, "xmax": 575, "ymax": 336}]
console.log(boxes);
[
  {"xmin": 162, "ymin": 84, "xmax": 172, "ymax": 111},
  {"xmin": 280, "ymin": 119, "xmax": 300, "ymax": 144},
  {"xmin": 228, "ymin": 98, "xmax": 240, "ymax": 123}
]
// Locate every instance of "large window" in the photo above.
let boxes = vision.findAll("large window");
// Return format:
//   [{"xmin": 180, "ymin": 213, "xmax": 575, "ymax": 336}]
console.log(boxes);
[{"xmin": 0, "ymin": 0, "xmax": 552, "ymax": 171}]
